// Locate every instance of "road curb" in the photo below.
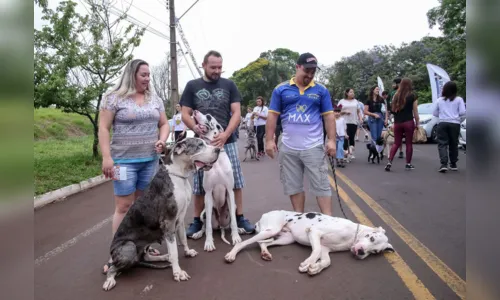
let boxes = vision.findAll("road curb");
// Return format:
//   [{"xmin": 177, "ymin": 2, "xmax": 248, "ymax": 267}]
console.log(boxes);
[{"xmin": 34, "ymin": 175, "xmax": 110, "ymax": 210}]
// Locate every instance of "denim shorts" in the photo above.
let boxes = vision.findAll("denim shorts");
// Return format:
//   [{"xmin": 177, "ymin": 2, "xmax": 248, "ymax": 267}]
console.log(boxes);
[{"xmin": 113, "ymin": 159, "xmax": 158, "ymax": 196}]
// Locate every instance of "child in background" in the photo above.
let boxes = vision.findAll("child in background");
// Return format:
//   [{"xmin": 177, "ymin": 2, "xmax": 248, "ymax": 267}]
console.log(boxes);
[{"xmin": 334, "ymin": 104, "xmax": 348, "ymax": 168}]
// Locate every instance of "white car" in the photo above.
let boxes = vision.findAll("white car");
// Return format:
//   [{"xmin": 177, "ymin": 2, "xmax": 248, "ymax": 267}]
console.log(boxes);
[
  {"xmin": 459, "ymin": 119, "xmax": 466, "ymax": 150},
  {"xmin": 417, "ymin": 103, "xmax": 440, "ymax": 142}
]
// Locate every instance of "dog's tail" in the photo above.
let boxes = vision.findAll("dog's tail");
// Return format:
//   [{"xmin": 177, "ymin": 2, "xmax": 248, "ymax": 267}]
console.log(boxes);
[
  {"xmin": 137, "ymin": 261, "xmax": 172, "ymax": 269},
  {"xmin": 220, "ymin": 228, "xmax": 231, "ymax": 245}
]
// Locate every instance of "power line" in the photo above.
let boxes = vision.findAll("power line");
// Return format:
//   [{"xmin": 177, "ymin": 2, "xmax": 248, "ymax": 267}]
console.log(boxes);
[
  {"xmin": 176, "ymin": 21, "xmax": 202, "ymax": 77},
  {"xmin": 108, "ymin": 6, "xmax": 170, "ymax": 41},
  {"xmin": 177, "ymin": 42, "xmax": 197, "ymax": 79},
  {"xmin": 121, "ymin": 0, "xmax": 169, "ymax": 27}
]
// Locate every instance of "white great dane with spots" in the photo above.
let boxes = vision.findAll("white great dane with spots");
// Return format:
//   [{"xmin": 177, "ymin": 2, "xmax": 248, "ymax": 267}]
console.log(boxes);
[
  {"xmin": 225, "ymin": 210, "xmax": 394, "ymax": 276},
  {"xmin": 190, "ymin": 110, "xmax": 243, "ymax": 251}
]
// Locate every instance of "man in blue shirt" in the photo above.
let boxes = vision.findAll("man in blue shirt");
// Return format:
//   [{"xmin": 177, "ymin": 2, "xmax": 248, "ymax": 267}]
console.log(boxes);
[{"xmin": 265, "ymin": 53, "xmax": 337, "ymax": 216}]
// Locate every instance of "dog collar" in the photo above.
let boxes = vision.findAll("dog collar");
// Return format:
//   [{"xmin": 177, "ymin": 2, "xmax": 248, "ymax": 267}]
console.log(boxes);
[
  {"xmin": 168, "ymin": 171, "xmax": 189, "ymax": 180},
  {"xmin": 351, "ymin": 223, "xmax": 361, "ymax": 247}
]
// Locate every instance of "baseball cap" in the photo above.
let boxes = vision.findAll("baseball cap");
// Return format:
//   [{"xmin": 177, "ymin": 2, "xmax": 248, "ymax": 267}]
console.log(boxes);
[{"xmin": 297, "ymin": 52, "xmax": 321, "ymax": 69}]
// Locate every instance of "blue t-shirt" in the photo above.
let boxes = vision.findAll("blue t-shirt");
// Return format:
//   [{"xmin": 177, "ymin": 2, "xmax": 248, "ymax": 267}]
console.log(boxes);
[{"xmin": 269, "ymin": 78, "xmax": 333, "ymax": 150}]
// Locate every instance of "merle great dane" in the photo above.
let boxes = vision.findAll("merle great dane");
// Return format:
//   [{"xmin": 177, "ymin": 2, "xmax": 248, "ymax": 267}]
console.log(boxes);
[
  {"xmin": 224, "ymin": 210, "xmax": 395, "ymax": 276},
  {"xmin": 103, "ymin": 137, "xmax": 221, "ymax": 291}
]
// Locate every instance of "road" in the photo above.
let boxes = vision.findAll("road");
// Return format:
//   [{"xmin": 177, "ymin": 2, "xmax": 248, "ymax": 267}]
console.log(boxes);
[{"xmin": 34, "ymin": 136, "xmax": 466, "ymax": 300}]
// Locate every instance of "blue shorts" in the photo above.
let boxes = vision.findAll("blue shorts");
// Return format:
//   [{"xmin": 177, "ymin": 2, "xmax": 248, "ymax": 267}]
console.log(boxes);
[
  {"xmin": 336, "ymin": 137, "xmax": 345, "ymax": 159},
  {"xmin": 112, "ymin": 159, "xmax": 158, "ymax": 196},
  {"xmin": 193, "ymin": 142, "xmax": 244, "ymax": 195}
]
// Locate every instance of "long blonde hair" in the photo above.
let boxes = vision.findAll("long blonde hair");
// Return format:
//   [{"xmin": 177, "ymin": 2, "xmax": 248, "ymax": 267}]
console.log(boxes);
[{"xmin": 102, "ymin": 59, "xmax": 152, "ymax": 107}]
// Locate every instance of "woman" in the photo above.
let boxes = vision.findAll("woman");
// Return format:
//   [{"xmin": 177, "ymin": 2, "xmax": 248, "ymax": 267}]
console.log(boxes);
[
  {"xmin": 252, "ymin": 96, "xmax": 268, "ymax": 158},
  {"xmin": 172, "ymin": 103, "xmax": 186, "ymax": 141},
  {"xmin": 364, "ymin": 86, "xmax": 388, "ymax": 144},
  {"xmin": 384, "ymin": 78, "xmax": 419, "ymax": 171},
  {"xmin": 432, "ymin": 81, "xmax": 466, "ymax": 172},
  {"xmin": 99, "ymin": 59, "xmax": 170, "ymax": 273},
  {"xmin": 338, "ymin": 88, "xmax": 363, "ymax": 160}
]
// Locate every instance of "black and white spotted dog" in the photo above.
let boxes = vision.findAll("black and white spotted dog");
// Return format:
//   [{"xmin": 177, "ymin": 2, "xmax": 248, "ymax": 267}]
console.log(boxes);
[{"xmin": 102, "ymin": 137, "xmax": 221, "ymax": 291}]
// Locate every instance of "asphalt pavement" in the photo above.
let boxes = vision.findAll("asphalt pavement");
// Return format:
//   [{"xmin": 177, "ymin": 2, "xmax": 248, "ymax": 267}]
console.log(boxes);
[{"xmin": 34, "ymin": 135, "xmax": 466, "ymax": 300}]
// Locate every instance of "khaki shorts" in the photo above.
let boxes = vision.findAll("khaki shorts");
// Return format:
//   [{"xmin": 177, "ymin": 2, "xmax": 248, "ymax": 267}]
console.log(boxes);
[{"xmin": 278, "ymin": 142, "xmax": 332, "ymax": 197}]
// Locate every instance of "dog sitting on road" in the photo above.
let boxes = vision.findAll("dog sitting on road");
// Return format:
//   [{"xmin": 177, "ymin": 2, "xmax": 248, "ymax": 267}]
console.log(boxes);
[
  {"xmin": 191, "ymin": 110, "xmax": 243, "ymax": 252},
  {"xmin": 243, "ymin": 119, "xmax": 258, "ymax": 162},
  {"xmin": 366, "ymin": 137, "xmax": 384, "ymax": 164},
  {"xmin": 102, "ymin": 137, "xmax": 221, "ymax": 291},
  {"xmin": 224, "ymin": 210, "xmax": 394, "ymax": 276}
]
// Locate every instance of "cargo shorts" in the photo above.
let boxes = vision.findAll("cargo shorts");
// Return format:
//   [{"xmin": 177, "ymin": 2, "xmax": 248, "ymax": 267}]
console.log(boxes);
[{"xmin": 278, "ymin": 141, "xmax": 332, "ymax": 197}]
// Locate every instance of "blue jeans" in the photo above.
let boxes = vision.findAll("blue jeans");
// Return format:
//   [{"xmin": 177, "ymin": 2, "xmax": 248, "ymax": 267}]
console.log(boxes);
[
  {"xmin": 112, "ymin": 159, "xmax": 158, "ymax": 196},
  {"xmin": 369, "ymin": 113, "xmax": 384, "ymax": 143},
  {"xmin": 336, "ymin": 137, "xmax": 345, "ymax": 159}
]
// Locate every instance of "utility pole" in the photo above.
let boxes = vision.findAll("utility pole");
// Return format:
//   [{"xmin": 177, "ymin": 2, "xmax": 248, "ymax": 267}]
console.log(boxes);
[{"xmin": 167, "ymin": 0, "xmax": 179, "ymax": 114}]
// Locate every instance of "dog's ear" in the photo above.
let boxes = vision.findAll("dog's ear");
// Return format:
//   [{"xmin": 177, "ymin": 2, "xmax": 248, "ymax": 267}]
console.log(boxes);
[
  {"xmin": 172, "ymin": 140, "xmax": 187, "ymax": 155},
  {"xmin": 383, "ymin": 243, "xmax": 395, "ymax": 253}
]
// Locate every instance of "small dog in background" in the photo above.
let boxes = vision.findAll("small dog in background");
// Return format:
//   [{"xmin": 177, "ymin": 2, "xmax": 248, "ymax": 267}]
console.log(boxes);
[
  {"xmin": 367, "ymin": 137, "xmax": 384, "ymax": 164},
  {"xmin": 381, "ymin": 125, "xmax": 395, "ymax": 158},
  {"xmin": 243, "ymin": 120, "xmax": 258, "ymax": 162}
]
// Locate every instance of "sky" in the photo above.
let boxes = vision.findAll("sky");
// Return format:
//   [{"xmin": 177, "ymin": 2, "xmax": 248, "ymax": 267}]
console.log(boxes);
[{"xmin": 34, "ymin": 0, "xmax": 442, "ymax": 93}]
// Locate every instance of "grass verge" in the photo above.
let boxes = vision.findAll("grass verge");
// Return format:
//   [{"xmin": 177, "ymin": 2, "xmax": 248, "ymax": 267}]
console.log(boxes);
[{"xmin": 34, "ymin": 136, "xmax": 102, "ymax": 196}]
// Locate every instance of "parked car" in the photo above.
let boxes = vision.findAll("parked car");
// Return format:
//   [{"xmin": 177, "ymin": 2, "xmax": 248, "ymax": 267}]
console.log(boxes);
[
  {"xmin": 459, "ymin": 119, "xmax": 466, "ymax": 150},
  {"xmin": 417, "ymin": 103, "xmax": 439, "ymax": 142}
]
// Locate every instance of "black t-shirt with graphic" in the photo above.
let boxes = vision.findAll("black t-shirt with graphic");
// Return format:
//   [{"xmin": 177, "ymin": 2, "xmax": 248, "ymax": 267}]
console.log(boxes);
[{"xmin": 180, "ymin": 77, "xmax": 241, "ymax": 144}]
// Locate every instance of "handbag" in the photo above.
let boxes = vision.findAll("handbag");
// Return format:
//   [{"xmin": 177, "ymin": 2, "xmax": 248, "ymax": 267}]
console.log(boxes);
[{"xmin": 412, "ymin": 126, "xmax": 427, "ymax": 143}]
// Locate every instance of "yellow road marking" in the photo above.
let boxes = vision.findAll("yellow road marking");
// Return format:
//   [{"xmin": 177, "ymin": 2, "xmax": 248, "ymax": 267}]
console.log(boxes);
[
  {"xmin": 328, "ymin": 176, "xmax": 435, "ymax": 300},
  {"xmin": 335, "ymin": 171, "xmax": 466, "ymax": 300}
]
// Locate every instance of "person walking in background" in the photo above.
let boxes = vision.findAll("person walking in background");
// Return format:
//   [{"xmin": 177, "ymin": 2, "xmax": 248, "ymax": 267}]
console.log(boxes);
[
  {"xmin": 388, "ymin": 78, "xmax": 404, "ymax": 158},
  {"xmin": 99, "ymin": 59, "xmax": 170, "ymax": 273},
  {"xmin": 252, "ymin": 96, "xmax": 268, "ymax": 158},
  {"xmin": 385, "ymin": 78, "xmax": 420, "ymax": 171},
  {"xmin": 172, "ymin": 103, "xmax": 186, "ymax": 141},
  {"xmin": 364, "ymin": 85, "xmax": 388, "ymax": 143},
  {"xmin": 338, "ymin": 88, "xmax": 363, "ymax": 160},
  {"xmin": 355, "ymin": 99, "xmax": 368, "ymax": 142},
  {"xmin": 334, "ymin": 104, "xmax": 347, "ymax": 168},
  {"xmin": 433, "ymin": 81, "xmax": 466, "ymax": 172}
]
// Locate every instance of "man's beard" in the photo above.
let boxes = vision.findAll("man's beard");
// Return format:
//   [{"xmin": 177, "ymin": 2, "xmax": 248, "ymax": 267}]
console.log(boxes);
[{"xmin": 204, "ymin": 71, "xmax": 220, "ymax": 82}]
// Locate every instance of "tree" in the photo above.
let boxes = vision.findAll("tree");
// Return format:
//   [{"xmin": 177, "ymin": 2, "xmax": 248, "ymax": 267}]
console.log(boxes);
[
  {"xmin": 34, "ymin": 0, "xmax": 145, "ymax": 158},
  {"xmin": 151, "ymin": 54, "xmax": 171, "ymax": 115}
]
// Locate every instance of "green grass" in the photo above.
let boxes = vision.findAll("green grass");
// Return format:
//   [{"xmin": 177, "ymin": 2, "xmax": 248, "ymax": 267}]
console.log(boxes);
[
  {"xmin": 34, "ymin": 107, "xmax": 94, "ymax": 140},
  {"xmin": 34, "ymin": 108, "xmax": 102, "ymax": 195},
  {"xmin": 34, "ymin": 135, "xmax": 102, "ymax": 195}
]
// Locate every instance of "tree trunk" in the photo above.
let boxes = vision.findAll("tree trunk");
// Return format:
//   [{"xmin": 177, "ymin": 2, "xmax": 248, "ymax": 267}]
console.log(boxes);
[{"xmin": 92, "ymin": 125, "xmax": 99, "ymax": 159}]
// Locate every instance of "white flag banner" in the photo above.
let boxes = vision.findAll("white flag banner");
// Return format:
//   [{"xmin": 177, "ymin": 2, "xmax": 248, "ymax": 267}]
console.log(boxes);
[
  {"xmin": 426, "ymin": 63, "xmax": 451, "ymax": 103},
  {"xmin": 377, "ymin": 76, "xmax": 385, "ymax": 96}
]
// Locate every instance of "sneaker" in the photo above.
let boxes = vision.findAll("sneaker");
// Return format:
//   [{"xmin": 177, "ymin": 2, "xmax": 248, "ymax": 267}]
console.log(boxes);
[
  {"xmin": 449, "ymin": 163, "xmax": 458, "ymax": 171},
  {"xmin": 237, "ymin": 215, "xmax": 255, "ymax": 234},
  {"xmin": 186, "ymin": 218, "xmax": 203, "ymax": 238},
  {"xmin": 385, "ymin": 162, "xmax": 392, "ymax": 172},
  {"xmin": 438, "ymin": 165, "xmax": 448, "ymax": 173},
  {"xmin": 405, "ymin": 164, "xmax": 415, "ymax": 170},
  {"xmin": 398, "ymin": 151, "xmax": 404, "ymax": 158}
]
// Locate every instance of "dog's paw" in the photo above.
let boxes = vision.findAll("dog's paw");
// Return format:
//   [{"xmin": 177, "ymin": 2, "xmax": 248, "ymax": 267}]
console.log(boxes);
[
  {"xmin": 173, "ymin": 270, "xmax": 191, "ymax": 282},
  {"xmin": 298, "ymin": 261, "xmax": 311, "ymax": 273},
  {"xmin": 204, "ymin": 239, "xmax": 216, "ymax": 252},
  {"xmin": 307, "ymin": 263, "xmax": 323, "ymax": 276},
  {"xmin": 231, "ymin": 233, "xmax": 242, "ymax": 245},
  {"xmin": 185, "ymin": 249, "xmax": 198, "ymax": 257},
  {"xmin": 102, "ymin": 277, "xmax": 117, "ymax": 291},
  {"xmin": 261, "ymin": 250, "xmax": 273, "ymax": 261},
  {"xmin": 191, "ymin": 230, "xmax": 204, "ymax": 240},
  {"xmin": 224, "ymin": 252, "xmax": 236, "ymax": 263}
]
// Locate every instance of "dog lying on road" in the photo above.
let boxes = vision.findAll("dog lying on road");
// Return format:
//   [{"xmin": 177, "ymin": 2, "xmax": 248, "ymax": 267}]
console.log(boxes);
[
  {"xmin": 103, "ymin": 137, "xmax": 221, "ymax": 291},
  {"xmin": 224, "ymin": 210, "xmax": 394, "ymax": 276},
  {"xmin": 191, "ymin": 110, "xmax": 243, "ymax": 252}
]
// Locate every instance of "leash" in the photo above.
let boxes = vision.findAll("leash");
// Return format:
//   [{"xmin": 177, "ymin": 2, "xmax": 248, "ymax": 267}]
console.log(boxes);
[{"xmin": 326, "ymin": 153, "xmax": 349, "ymax": 220}]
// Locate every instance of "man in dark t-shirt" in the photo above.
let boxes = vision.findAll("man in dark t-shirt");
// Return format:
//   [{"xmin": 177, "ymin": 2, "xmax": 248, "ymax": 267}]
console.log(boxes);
[{"xmin": 180, "ymin": 50, "xmax": 255, "ymax": 238}]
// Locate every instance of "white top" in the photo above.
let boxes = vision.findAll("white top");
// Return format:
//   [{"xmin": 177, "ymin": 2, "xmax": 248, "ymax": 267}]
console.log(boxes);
[
  {"xmin": 433, "ymin": 96, "xmax": 466, "ymax": 124},
  {"xmin": 173, "ymin": 113, "xmax": 186, "ymax": 131},
  {"xmin": 338, "ymin": 99, "xmax": 360, "ymax": 125},
  {"xmin": 335, "ymin": 117, "xmax": 346, "ymax": 137},
  {"xmin": 244, "ymin": 112, "xmax": 253, "ymax": 127},
  {"xmin": 252, "ymin": 106, "xmax": 268, "ymax": 126}
]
